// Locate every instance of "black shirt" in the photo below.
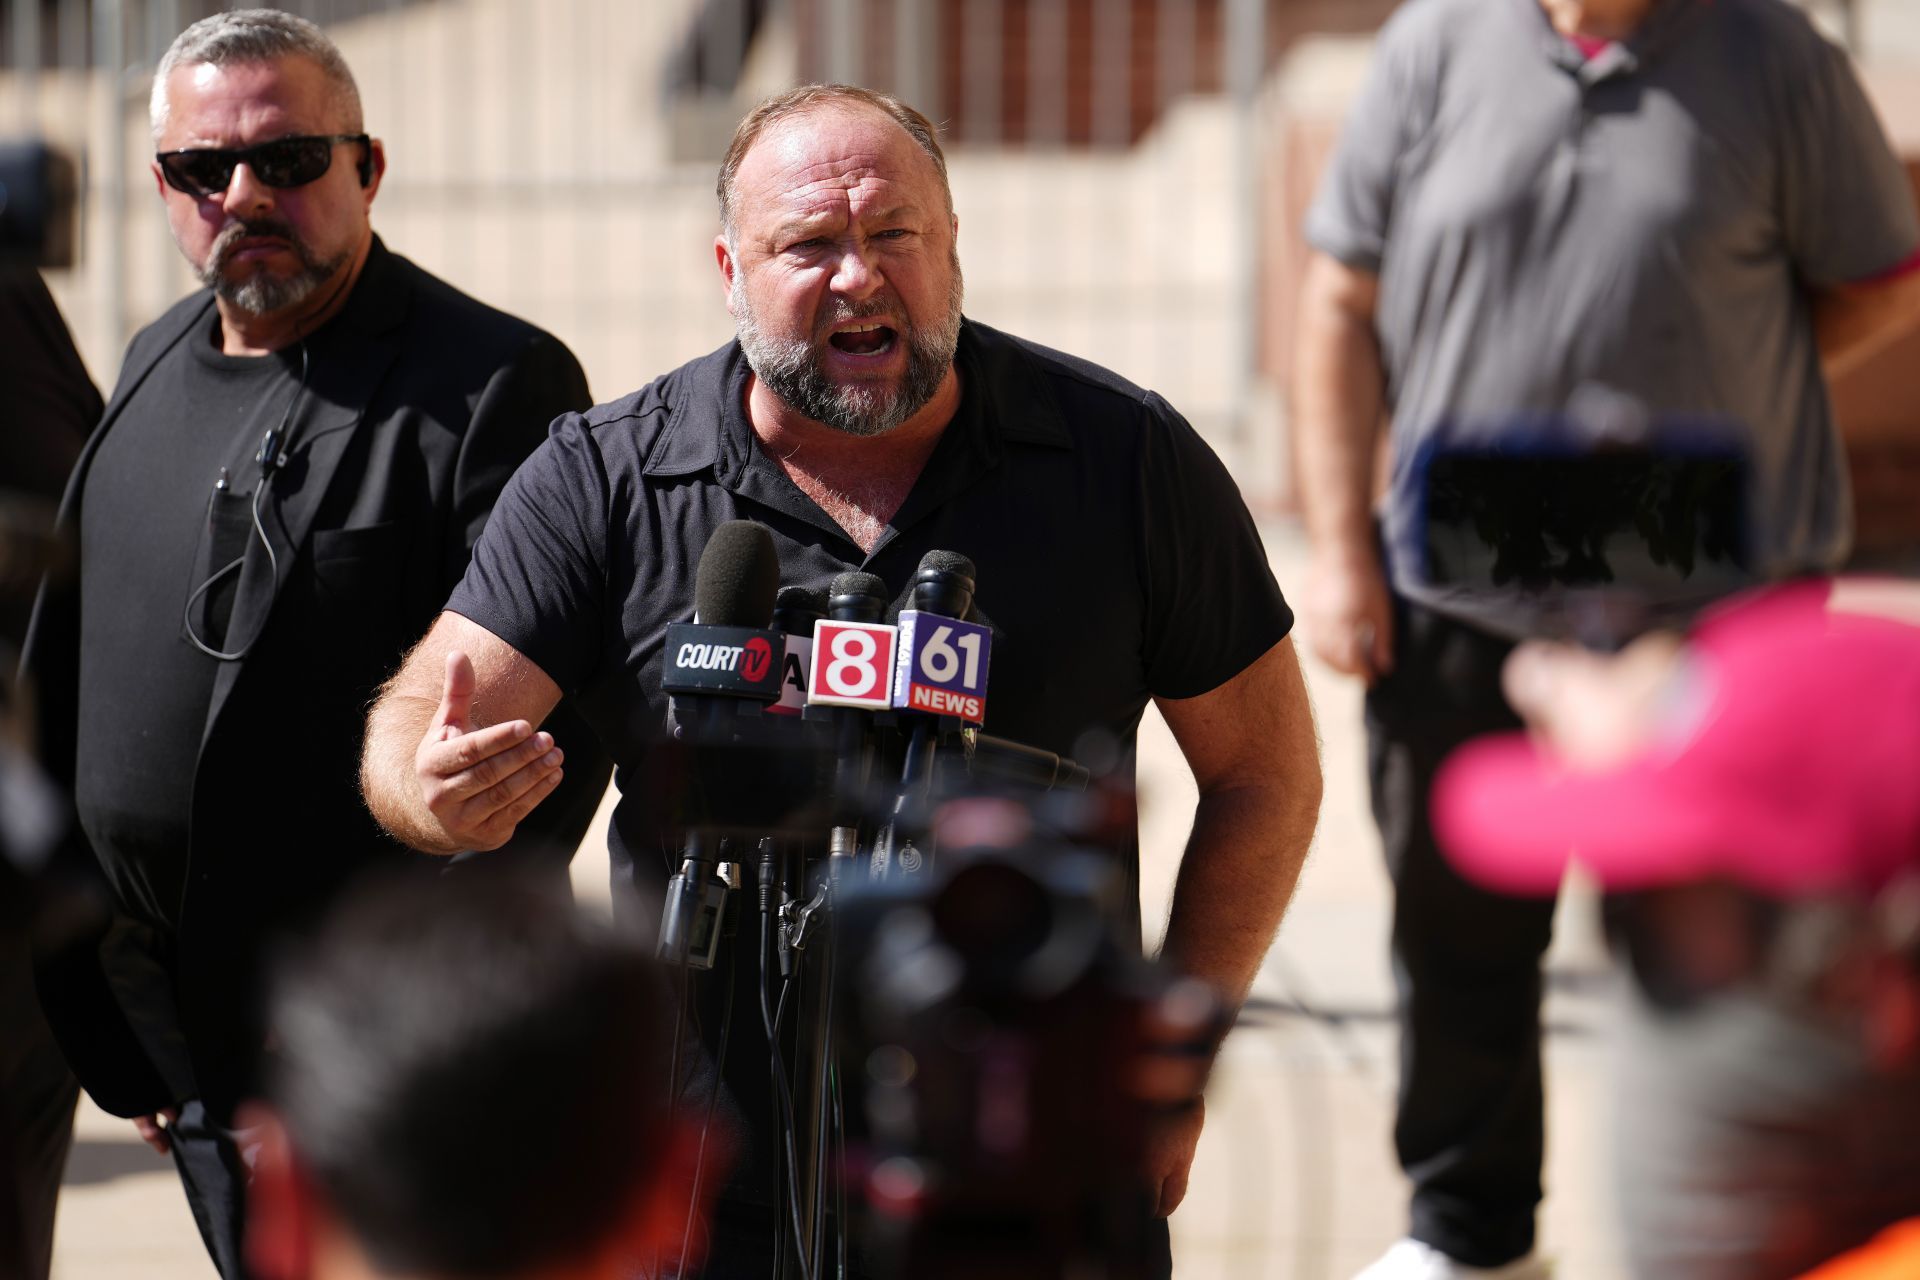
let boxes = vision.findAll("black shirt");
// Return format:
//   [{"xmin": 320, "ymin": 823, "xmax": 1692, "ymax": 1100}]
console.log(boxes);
[
  {"xmin": 451, "ymin": 319, "xmax": 1292, "ymax": 906},
  {"xmin": 74, "ymin": 317, "xmax": 313, "ymax": 930}
]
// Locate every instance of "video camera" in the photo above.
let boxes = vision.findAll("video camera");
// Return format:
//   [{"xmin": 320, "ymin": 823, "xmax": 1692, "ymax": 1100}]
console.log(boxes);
[{"xmin": 831, "ymin": 823, "xmax": 1205, "ymax": 1280}]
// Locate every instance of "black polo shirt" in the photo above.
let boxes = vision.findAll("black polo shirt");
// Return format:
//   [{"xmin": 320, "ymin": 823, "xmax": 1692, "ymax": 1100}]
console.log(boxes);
[{"xmin": 451, "ymin": 317, "xmax": 1291, "ymax": 904}]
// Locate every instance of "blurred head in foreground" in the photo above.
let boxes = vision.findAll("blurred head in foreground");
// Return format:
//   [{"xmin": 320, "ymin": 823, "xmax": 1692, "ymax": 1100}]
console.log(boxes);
[
  {"xmin": 240, "ymin": 874, "xmax": 707, "ymax": 1280},
  {"xmin": 1434, "ymin": 577, "xmax": 1920, "ymax": 1277}
]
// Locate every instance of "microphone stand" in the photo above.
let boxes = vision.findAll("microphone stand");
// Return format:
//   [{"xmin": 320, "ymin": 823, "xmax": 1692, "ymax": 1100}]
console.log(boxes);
[
  {"xmin": 789, "ymin": 574, "xmax": 886, "ymax": 1278},
  {"xmin": 774, "ymin": 557, "xmax": 1094, "ymax": 1278},
  {"xmin": 873, "ymin": 554, "xmax": 977, "ymax": 879},
  {"xmin": 790, "ymin": 827, "xmax": 851, "ymax": 1277}
]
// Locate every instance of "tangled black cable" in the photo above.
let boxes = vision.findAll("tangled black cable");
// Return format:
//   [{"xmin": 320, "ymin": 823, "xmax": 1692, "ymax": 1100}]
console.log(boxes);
[
  {"xmin": 761, "ymin": 887, "xmax": 813, "ymax": 1280},
  {"xmin": 677, "ymin": 941, "xmax": 736, "ymax": 1277}
]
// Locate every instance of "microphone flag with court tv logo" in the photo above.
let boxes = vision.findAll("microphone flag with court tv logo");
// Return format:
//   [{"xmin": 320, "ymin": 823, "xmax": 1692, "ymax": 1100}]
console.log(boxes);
[
  {"xmin": 657, "ymin": 519, "xmax": 786, "ymax": 966},
  {"xmin": 661, "ymin": 520, "xmax": 785, "ymax": 721}
]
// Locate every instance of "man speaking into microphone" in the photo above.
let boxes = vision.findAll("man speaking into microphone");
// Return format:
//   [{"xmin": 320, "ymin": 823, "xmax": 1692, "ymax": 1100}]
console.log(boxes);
[{"xmin": 361, "ymin": 84, "xmax": 1321, "ymax": 1277}]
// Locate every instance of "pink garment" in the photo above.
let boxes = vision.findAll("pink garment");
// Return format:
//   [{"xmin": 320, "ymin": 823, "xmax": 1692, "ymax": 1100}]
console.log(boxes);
[
  {"xmin": 1432, "ymin": 579, "xmax": 1920, "ymax": 897},
  {"xmin": 1857, "ymin": 247, "xmax": 1920, "ymax": 284}
]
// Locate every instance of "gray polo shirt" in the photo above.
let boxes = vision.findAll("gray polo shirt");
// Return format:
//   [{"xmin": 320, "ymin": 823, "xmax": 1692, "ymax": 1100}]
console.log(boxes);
[{"xmin": 1306, "ymin": 0, "xmax": 1919, "ymax": 636}]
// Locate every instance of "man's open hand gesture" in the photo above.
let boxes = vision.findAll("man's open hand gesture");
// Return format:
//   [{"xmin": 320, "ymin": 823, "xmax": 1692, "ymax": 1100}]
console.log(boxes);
[{"xmin": 413, "ymin": 650, "xmax": 565, "ymax": 850}]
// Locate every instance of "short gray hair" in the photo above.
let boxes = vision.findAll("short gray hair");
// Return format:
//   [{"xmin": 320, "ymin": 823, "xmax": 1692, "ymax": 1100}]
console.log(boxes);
[{"xmin": 151, "ymin": 9, "xmax": 362, "ymax": 140}]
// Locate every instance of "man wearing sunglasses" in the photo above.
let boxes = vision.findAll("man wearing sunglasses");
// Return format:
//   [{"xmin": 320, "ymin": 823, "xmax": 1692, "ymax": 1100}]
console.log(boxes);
[{"xmin": 19, "ymin": 11, "xmax": 610, "ymax": 1277}]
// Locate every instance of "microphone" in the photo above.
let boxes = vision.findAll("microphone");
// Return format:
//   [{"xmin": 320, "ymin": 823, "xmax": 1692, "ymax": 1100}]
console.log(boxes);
[
  {"xmin": 908, "ymin": 549, "xmax": 977, "ymax": 619},
  {"xmin": 694, "ymin": 521, "xmax": 780, "ymax": 625},
  {"xmin": 662, "ymin": 521, "xmax": 786, "ymax": 740},
  {"xmin": 892, "ymin": 550, "xmax": 992, "ymax": 783},
  {"xmin": 659, "ymin": 520, "xmax": 783, "ymax": 967},
  {"xmin": 774, "ymin": 583, "xmax": 829, "ymax": 631},
  {"xmin": 807, "ymin": 572, "xmax": 895, "ymax": 826},
  {"xmin": 768, "ymin": 585, "xmax": 827, "ymax": 717},
  {"xmin": 868, "ymin": 551, "xmax": 994, "ymax": 876},
  {"xmin": 828, "ymin": 571, "xmax": 889, "ymax": 625},
  {"xmin": 964, "ymin": 734, "xmax": 1091, "ymax": 791}
]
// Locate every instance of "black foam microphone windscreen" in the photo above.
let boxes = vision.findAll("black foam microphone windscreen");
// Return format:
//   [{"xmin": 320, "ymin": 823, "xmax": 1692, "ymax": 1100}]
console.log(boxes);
[
  {"xmin": 693, "ymin": 520, "xmax": 779, "ymax": 626},
  {"xmin": 908, "ymin": 550, "xmax": 977, "ymax": 619},
  {"xmin": 829, "ymin": 571, "xmax": 890, "ymax": 623},
  {"xmin": 916, "ymin": 549, "xmax": 974, "ymax": 578},
  {"xmin": 772, "ymin": 585, "xmax": 828, "ymax": 635}
]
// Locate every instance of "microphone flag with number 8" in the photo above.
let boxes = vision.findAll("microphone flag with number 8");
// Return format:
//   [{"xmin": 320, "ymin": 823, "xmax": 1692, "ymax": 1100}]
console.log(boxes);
[
  {"xmin": 808, "ymin": 619, "xmax": 899, "ymax": 709},
  {"xmin": 892, "ymin": 611, "xmax": 991, "ymax": 724}
]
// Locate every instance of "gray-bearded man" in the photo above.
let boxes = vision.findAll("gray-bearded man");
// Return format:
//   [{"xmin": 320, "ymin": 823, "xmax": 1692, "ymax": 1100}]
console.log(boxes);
[{"xmin": 361, "ymin": 84, "xmax": 1322, "ymax": 1278}]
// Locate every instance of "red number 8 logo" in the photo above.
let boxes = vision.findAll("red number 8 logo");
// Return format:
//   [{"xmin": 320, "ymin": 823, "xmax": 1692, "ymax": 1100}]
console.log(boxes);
[
  {"xmin": 808, "ymin": 621, "xmax": 897, "ymax": 709},
  {"xmin": 825, "ymin": 627, "xmax": 879, "ymax": 697}
]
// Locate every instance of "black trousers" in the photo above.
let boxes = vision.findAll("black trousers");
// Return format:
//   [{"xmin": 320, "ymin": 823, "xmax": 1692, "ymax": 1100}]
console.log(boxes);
[{"xmin": 1364, "ymin": 596, "xmax": 1556, "ymax": 1268}]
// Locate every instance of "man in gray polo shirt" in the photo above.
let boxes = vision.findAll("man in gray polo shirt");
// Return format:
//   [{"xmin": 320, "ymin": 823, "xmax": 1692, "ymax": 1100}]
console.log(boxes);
[{"xmin": 1293, "ymin": 0, "xmax": 1920, "ymax": 1276}]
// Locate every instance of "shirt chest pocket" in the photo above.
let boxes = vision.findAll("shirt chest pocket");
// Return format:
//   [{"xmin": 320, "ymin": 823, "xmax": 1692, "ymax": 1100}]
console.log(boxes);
[{"xmin": 305, "ymin": 520, "xmax": 413, "ymax": 622}]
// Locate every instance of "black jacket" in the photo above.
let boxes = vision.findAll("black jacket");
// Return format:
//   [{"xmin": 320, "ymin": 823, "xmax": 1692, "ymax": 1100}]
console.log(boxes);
[{"xmin": 20, "ymin": 238, "xmax": 611, "ymax": 1121}]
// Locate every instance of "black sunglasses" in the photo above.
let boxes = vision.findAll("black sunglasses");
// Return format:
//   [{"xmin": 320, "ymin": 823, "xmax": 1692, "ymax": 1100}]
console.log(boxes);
[{"xmin": 156, "ymin": 133, "xmax": 369, "ymax": 198}]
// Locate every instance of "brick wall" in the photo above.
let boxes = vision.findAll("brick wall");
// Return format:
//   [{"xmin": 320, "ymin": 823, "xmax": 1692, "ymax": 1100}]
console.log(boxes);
[{"xmin": 790, "ymin": 0, "xmax": 1393, "ymax": 146}]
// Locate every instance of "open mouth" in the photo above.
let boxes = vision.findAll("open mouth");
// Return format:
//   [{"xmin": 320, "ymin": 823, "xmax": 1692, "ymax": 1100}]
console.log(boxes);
[{"xmin": 829, "ymin": 322, "xmax": 897, "ymax": 357}]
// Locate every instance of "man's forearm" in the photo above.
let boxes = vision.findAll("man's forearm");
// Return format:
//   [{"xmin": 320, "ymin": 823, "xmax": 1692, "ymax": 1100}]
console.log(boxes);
[
  {"xmin": 1158, "ymin": 776, "xmax": 1321, "ymax": 1009},
  {"xmin": 1294, "ymin": 255, "xmax": 1388, "ymax": 557},
  {"xmin": 361, "ymin": 619, "xmax": 570, "ymax": 856},
  {"xmin": 360, "ymin": 689, "xmax": 463, "ymax": 855},
  {"xmin": 1816, "ymin": 268, "xmax": 1920, "ymax": 382}
]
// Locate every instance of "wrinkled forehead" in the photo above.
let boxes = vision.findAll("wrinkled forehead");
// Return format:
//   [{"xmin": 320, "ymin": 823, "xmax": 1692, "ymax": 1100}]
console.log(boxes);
[{"xmin": 733, "ymin": 104, "xmax": 948, "ymax": 227}]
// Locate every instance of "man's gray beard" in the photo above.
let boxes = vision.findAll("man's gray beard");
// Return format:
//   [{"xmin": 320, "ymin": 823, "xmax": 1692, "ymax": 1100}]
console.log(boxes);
[
  {"xmin": 734, "ymin": 256, "xmax": 964, "ymax": 438},
  {"xmin": 194, "ymin": 221, "xmax": 346, "ymax": 316}
]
